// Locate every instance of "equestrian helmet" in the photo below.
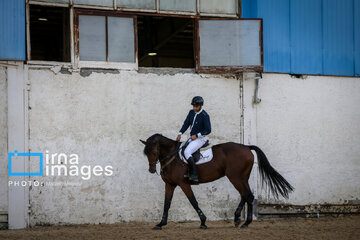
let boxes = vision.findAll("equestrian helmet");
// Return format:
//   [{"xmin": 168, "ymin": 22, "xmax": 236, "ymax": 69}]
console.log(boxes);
[{"xmin": 191, "ymin": 96, "xmax": 204, "ymax": 106}]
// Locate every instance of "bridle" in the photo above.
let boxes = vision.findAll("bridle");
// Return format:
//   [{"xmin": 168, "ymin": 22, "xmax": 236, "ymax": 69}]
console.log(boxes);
[{"xmin": 149, "ymin": 142, "xmax": 182, "ymax": 175}]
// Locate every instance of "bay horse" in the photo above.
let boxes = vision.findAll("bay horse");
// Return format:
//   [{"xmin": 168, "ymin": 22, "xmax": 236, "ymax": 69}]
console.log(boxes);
[{"xmin": 140, "ymin": 134, "xmax": 293, "ymax": 229}]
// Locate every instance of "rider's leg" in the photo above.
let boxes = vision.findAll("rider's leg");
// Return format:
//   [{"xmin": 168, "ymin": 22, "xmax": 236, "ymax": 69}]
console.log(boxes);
[{"xmin": 184, "ymin": 137, "xmax": 206, "ymax": 182}]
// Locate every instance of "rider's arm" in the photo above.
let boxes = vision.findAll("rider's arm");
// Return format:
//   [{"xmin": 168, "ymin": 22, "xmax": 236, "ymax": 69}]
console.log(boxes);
[
  {"xmin": 179, "ymin": 110, "xmax": 192, "ymax": 135},
  {"xmin": 197, "ymin": 113, "xmax": 211, "ymax": 137}
]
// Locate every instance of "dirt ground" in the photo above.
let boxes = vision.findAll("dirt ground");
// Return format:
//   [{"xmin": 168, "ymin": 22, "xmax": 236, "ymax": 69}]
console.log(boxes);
[{"xmin": 0, "ymin": 215, "xmax": 359, "ymax": 240}]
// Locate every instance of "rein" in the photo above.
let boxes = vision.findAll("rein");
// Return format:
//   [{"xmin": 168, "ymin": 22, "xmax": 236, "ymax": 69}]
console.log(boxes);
[{"xmin": 151, "ymin": 142, "xmax": 182, "ymax": 174}]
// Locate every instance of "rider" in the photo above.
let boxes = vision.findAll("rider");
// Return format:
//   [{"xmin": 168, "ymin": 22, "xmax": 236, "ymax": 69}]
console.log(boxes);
[{"xmin": 176, "ymin": 96, "xmax": 211, "ymax": 182}]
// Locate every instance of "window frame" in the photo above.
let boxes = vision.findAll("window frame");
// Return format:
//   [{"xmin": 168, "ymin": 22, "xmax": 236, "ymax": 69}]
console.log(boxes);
[
  {"xmin": 29, "ymin": 0, "xmax": 241, "ymax": 18},
  {"xmin": 27, "ymin": 1, "xmax": 263, "ymax": 74},
  {"xmin": 74, "ymin": 9, "xmax": 138, "ymax": 70},
  {"xmin": 26, "ymin": 2, "xmax": 73, "ymax": 65}
]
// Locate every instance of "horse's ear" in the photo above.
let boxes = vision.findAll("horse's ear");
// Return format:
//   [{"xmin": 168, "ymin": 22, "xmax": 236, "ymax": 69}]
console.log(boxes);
[{"xmin": 140, "ymin": 140, "xmax": 146, "ymax": 145}]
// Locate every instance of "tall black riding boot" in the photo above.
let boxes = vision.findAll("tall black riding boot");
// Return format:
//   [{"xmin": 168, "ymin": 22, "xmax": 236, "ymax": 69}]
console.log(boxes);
[
  {"xmin": 187, "ymin": 157, "xmax": 199, "ymax": 182},
  {"xmin": 184, "ymin": 164, "xmax": 191, "ymax": 179}
]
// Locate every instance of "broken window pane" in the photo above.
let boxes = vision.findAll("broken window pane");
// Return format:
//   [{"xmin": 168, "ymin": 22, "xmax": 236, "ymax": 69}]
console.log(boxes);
[
  {"xmin": 74, "ymin": 0, "xmax": 114, "ymax": 7},
  {"xmin": 199, "ymin": 20, "xmax": 261, "ymax": 67},
  {"xmin": 138, "ymin": 16, "xmax": 194, "ymax": 68},
  {"xmin": 160, "ymin": 0, "xmax": 196, "ymax": 12},
  {"xmin": 30, "ymin": 5, "xmax": 70, "ymax": 62},
  {"xmin": 117, "ymin": 0, "xmax": 156, "ymax": 9},
  {"xmin": 108, "ymin": 17, "xmax": 135, "ymax": 62},
  {"xmin": 200, "ymin": 0, "xmax": 238, "ymax": 14},
  {"xmin": 79, "ymin": 15, "xmax": 106, "ymax": 61}
]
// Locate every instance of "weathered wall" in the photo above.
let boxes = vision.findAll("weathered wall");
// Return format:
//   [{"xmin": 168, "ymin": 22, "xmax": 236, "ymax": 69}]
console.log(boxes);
[
  {"xmin": 27, "ymin": 68, "xmax": 243, "ymax": 225},
  {"xmin": 0, "ymin": 66, "xmax": 8, "ymax": 212},
  {"xmin": 244, "ymin": 73, "xmax": 360, "ymax": 205},
  {"xmin": 22, "ymin": 69, "xmax": 360, "ymax": 225}
]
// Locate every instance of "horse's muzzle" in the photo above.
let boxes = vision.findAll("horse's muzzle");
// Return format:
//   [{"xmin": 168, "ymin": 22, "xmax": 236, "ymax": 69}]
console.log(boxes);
[{"xmin": 149, "ymin": 168, "xmax": 156, "ymax": 174}]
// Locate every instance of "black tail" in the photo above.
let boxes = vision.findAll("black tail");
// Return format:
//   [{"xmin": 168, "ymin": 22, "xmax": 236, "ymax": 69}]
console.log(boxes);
[{"xmin": 249, "ymin": 145, "xmax": 294, "ymax": 199}]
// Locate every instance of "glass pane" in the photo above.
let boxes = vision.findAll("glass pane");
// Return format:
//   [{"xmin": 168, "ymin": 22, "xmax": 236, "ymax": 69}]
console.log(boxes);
[
  {"xmin": 79, "ymin": 15, "xmax": 106, "ymax": 61},
  {"xmin": 160, "ymin": 0, "xmax": 196, "ymax": 12},
  {"xmin": 199, "ymin": 20, "xmax": 261, "ymax": 66},
  {"xmin": 108, "ymin": 17, "xmax": 135, "ymax": 62},
  {"xmin": 74, "ymin": 0, "xmax": 113, "ymax": 7},
  {"xmin": 31, "ymin": 0, "xmax": 69, "ymax": 3},
  {"xmin": 117, "ymin": 0, "xmax": 155, "ymax": 9},
  {"xmin": 200, "ymin": 0, "xmax": 237, "ymax": 14}
]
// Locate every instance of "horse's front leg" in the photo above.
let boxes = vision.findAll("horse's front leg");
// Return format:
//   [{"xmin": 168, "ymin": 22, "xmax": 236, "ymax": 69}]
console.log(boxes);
[
  {"xmin": 180, "ymin": 184, "xmax": 207, "ymax": 229},
  {"xmin": 153, "ymin": 183, "xmax": 176, "ymax": 230}
]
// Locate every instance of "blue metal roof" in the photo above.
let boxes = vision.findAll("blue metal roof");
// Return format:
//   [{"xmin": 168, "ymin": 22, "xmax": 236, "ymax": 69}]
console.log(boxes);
[
  {"xmin": 0, "ymin": 0, "xmax": 26, "ymax": 61},
  {"xmin": 242, "ymin": 0, "xmax": 360, "ymax": 77}
]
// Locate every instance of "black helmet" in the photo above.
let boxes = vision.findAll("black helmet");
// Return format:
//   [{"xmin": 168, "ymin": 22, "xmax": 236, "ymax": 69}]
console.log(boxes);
[{"xmin": 191, "ymin": 96, "xmax": 204, "ymax": 106}]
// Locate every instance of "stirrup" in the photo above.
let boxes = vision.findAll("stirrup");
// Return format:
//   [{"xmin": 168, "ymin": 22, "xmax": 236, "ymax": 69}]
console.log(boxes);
[
  {"xmin": 184, "ymin": 169, "xmax": 190, "ymax": 179},
  {"xmin": 189, "ymin": 175, "xmax": 199, "ymax": 182}
]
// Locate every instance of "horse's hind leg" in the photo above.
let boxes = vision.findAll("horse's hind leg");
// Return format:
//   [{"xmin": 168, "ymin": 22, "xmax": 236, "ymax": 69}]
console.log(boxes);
[
  {"xmin": 227, "ymin": 177, "xmax": 254, "ymax": 228},
  {"xmin": 241, "ymin": 182, "xmax": 254, "ymax": 228},
  {"xmin": 234, "ymin": 197, "xmax": 245, "ymax": 227},
  {"xmin": 179, "ymin": 184, "xmax": 207, "ymax": 229}
]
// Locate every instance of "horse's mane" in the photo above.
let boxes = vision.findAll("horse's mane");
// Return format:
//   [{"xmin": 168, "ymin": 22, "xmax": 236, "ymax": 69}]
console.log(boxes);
[{"xmin": 143, "ymin": 133, "xmax": 175, "ymax": 155}]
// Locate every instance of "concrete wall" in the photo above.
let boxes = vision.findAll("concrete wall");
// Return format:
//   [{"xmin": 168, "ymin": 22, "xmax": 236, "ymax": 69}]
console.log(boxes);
[
  {"xmin": 243, "ymin": 73, "xmax": 360, "ymax": 205},
  {"xmin": 6, "ymin": 67, "xmax": 359, "ymax": 226},
  {"xmin": 0, "ymin": 66, "xmax": 8, "ymax": 212},
  {"xmin": 27, "ymin": 68, "xmax": 243, "ymax": 225}
]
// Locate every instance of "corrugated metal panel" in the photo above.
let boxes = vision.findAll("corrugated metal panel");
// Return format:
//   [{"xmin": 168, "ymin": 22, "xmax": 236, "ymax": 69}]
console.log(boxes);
[
  {"xmin": 0, "ymin": 0, "xmax": 26, "ymax": 61},
  {"xmin": 241, "ymin": 0, "xmax": 257, "ymax": 18},
  {"xmin": 290, "ymin": 0, "xmax": 322, "ymax": 75},
  {"xmin": 354, "ymin": 0, "xmax": 360, "ymax": 76},
  {"xmin": 257, "ymin": 0, "xmax": 290, "ymax": 73},
  {"xmin": 242, "ymin": 0, "xmax": 359, "ymax": 77},
  {"xmin": 323, "ymin": 0, "xmax": 354, "ymax": 76}
]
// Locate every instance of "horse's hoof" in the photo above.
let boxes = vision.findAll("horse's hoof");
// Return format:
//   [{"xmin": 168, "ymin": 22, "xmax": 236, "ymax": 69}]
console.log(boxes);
[
  {"xmin": 200, "ymin": 224, "xmax": 207, "ymax": 229},
  {"xmin": 240, "ymin": 224, "xmax": 248, "ymax": 228},
  {"xmin": 235, "ymin": 221, "xmax": 241, "ymax": 228},
  {"xmin": 152, "ymin": 226, "xmax": 162, "ymax": 230}
]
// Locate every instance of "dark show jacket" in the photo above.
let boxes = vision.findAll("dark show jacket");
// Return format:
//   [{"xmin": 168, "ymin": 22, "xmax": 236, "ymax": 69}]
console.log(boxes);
[{"xmin": 179, "ymin": 109, "xmax": 211, "ymax": 137}]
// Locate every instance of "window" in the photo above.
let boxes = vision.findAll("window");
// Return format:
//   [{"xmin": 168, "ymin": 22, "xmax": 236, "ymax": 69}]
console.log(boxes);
[
  {"xmin": 28, "ymin": 2, "xmax": 262, "ymax": 73},
  {"xmin": 199, "ymin": 0, "xmax": 238, "ymax": 15},
  {"xmin": 75, "ymin": 12, "xmax": 136, "ymax": 68},
  {"xmin": 138, "ymin": 16, "xmax": 195, "ymax": 68},
  {"xmin": 75, "ymin": 11, "xmax": 262, "ymax": 72},
  {"xmin": 29, "ymin": 5, "xmax": 70, "ymax": 62},
  {"xmin": 29, "ymin": 0, "xmax": 239, "ymax": 16},
  {"xmin": 197, "ymin": 19, "xmax": 262, "ymax": 73}
]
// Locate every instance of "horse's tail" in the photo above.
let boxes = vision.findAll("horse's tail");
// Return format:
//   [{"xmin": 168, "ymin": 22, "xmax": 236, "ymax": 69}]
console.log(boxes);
[{"xmin": 249, "ymin": 145, "xmax": 294, "ymax": 199}]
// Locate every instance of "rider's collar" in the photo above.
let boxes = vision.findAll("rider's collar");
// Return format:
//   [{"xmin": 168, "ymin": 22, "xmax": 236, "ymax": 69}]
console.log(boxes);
[{"xmin": 195, "ymin": 109, "xmax": 203, "ymax": 115}]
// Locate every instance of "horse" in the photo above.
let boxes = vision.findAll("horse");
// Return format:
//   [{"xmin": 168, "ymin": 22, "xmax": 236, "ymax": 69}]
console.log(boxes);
[{"xmin": 140, "ymin": 134, "xmax": 294, "ymax": 230}]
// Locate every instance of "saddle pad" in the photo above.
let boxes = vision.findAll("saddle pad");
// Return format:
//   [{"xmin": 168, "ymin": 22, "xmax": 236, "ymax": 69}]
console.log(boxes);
[{"xmin": 179, "ymin": 142, "xmax": 214, "ymax": 165}]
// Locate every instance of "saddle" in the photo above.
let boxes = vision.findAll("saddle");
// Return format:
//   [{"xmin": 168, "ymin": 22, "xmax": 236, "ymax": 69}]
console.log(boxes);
[{"xmin": 181, "ymin": 140, "xmax": 210, "ymax": 163}]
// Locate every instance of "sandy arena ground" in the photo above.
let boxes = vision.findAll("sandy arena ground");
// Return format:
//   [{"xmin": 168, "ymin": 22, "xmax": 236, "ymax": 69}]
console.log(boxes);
[{"xmin": 0, "ymin": 215, "xmax": 359, "ymax": 240}]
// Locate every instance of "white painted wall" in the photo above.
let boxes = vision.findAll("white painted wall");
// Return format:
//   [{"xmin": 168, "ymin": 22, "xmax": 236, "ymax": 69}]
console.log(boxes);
[
  {"xmin": 243, "ymin": 73, "xmax": 360, "ymax": 205},
  {"xmin": 27, "ymin": 68, "xmax": 244, "ymax": 225},
  {"xmin": 5, "ymin": 68, "xmax": 358, "ymax": 226},
  {"xmin": 0, "ymin": 66, "xmax": 8, "ymax": 212}
]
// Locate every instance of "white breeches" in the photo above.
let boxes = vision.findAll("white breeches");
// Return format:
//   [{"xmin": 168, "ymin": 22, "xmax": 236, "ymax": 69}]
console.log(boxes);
[{"xmin": 184, "ymin": 136, "xmax": 207, "ymax": 160}]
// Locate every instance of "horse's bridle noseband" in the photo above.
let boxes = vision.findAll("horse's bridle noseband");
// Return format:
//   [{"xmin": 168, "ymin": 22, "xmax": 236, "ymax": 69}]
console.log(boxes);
[{"xmin": 148, "ymin": 142, "xmax": 182, "ymax": 174}]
